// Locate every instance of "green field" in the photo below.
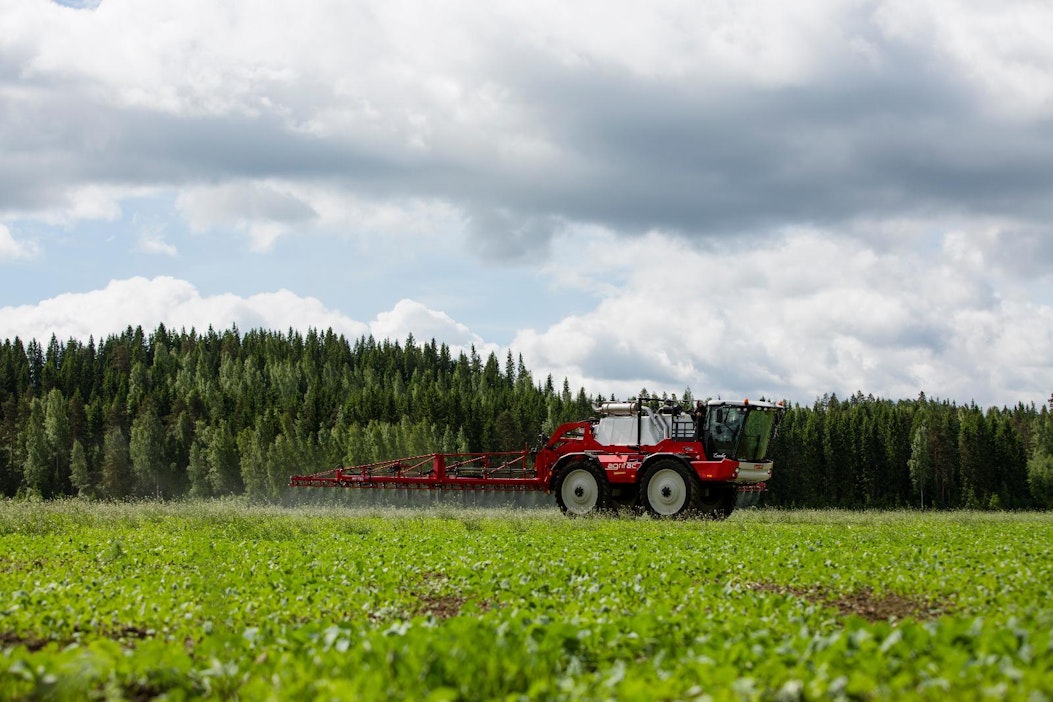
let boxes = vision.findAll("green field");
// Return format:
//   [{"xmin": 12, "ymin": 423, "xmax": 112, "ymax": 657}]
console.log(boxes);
[{"xmin": 1, "ymin": 501, "xmax": 1051, "ymax": 700}]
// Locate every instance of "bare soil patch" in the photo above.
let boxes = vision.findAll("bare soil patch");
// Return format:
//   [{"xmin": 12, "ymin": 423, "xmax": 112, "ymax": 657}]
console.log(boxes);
[
  {"xmin": 748, "ymin": 582, "xmax": 947, "ymax": 622},
  {"xmin": 0, "ymin": 631, "xmax": 49, "ymax": 652},
  {"xmin": 418, "ymin": 593, "xmax": 467, "ymax": 619}
]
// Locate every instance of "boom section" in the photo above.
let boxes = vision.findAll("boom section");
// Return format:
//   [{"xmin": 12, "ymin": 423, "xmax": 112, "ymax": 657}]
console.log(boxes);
[{"xmin": 289, "ymin": 451, "xmax": 543, "ymax": 491}]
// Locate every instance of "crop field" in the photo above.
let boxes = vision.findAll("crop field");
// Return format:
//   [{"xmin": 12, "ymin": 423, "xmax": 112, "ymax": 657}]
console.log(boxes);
[{"xmin": 1, "ymin": 501, "xmax": 1051, "ymax": 701}]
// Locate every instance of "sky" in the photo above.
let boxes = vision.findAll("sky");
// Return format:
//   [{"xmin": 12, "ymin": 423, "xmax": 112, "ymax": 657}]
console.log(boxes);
[{"xmin": 1, "ymin": 0, "xmax": 1052, "ymax": 409}]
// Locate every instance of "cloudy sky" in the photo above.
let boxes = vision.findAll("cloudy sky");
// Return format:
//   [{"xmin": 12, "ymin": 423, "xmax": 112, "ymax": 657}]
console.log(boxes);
[{"xmin": 2, "ymin": 0, "xmax": 1052, "ymax": 408}]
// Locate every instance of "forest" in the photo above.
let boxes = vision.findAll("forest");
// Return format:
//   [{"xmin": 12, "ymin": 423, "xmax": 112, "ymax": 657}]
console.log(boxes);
[{"xmin": 1, "ymin": 324, "xmax": 1051, "ymax": 509}]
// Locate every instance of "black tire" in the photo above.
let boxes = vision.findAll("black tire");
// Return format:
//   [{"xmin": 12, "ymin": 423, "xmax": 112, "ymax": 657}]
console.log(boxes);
[
  {"xmin": 639, "ymin": 458, "xmax": 700, "ymax": 518},
  {"xmin": 554, "ymin": 461, "xmax": 612, "ymax": 516},
  {"xmin": 698, "ymin": 485, "xmax": 737, "ymax": 520}
]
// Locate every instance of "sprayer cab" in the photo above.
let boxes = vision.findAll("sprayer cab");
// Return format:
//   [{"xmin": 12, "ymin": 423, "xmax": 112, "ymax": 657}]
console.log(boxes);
[{"xmin": 701, "ymin": 399, "xmax": 783, "ymax": 463}]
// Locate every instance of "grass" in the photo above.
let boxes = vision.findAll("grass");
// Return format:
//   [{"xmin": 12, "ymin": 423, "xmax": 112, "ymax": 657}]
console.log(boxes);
[{"xmin": 1, "ymin": 498, "xmax": 1051, "ymax": 700}]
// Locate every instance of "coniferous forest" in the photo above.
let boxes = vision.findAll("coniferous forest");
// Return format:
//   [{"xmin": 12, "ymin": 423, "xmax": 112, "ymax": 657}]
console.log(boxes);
[{"xmin": 1, "ymin": 325, "xmax": 1051, "ymax": 509}]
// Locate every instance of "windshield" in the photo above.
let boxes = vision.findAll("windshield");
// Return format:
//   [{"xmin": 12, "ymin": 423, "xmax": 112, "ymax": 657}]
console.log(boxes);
[
  {"xmin": 705, "ymin": 405, "xmax": 779, "ymax": 461},
  {"xmin": 737, "ymin": 409, "xmax": 777, "ymax": 461}
]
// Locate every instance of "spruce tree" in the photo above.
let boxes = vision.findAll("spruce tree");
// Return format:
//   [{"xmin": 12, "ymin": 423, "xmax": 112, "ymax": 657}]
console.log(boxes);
[
  {"xmin": 22, "ymin": 401, "xmax": 51, "ymax": 497},
  {"xmin": 130, "ymin": 404, "xmax": 166, "ymax": 497},
  {"xmin": 100, "ymin": 426, "xmax": 132, "ymax": 499},
  {"xmin": 69, "ymin": 439, "xmax": 92, "ymax": 498},
  {"xmin": 908, "ymin": 423, "xmax": 931, "ymax": 509}
]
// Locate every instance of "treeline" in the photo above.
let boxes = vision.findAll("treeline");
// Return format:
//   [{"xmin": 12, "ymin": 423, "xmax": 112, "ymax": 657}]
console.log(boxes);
[
  {"xmin": 0, "ymin": 325, "xmax": 1051, "ymax": 508},
  {"xmin": 0, "ymin": 325, "xmax": 593, "ymax": 502},
  {"xmin": 767, "ymin": 392, "xmax": 1053, "ymax": 509}
]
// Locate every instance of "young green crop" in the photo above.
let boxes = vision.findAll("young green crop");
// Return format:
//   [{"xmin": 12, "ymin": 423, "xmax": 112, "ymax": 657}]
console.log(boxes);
[{"xmin": 1, "ymin": 500, "xmax": 1051, "ymax": 700}]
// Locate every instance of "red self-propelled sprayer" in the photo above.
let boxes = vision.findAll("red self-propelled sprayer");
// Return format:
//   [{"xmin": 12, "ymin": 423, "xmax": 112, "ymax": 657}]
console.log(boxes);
[{"xmin": 290, "ymin": 396, "xmax": 784, "ymax": 518}]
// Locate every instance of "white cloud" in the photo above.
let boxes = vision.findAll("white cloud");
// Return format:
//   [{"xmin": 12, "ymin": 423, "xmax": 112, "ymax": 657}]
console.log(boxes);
[
  {"xmin": 0, "ymin": 225, "xmax": 39, "ymax": 261},
  {"xmin": 3, "ymin": 0, "xmax": 1053, "ymax": 264},
  {"xmin": 175, "ymin": 180, "xmax": 463, "ymax": 251},
  {"xmin": 62, "ymin": 185, "xmax": 124, "ymax": 223},
  {"xmin": 6, "ymin": 1, "xmax": 863, "ymax": 111},
  {"xmin": 136, "ymin": 232, "xmax": 177, "ymax": 257},
  {"xmin": 176, "ymin": 182, "xmax": 318, "ymax": 252},
  {"xmin": 504, "ymin": 0, "xmax": 853, "ymax": 85},
  {"xmin": 0, "ymin": 277, "xmax": 369, "ymax": 342},
  {"xmin": 370, "ymin": 299, "xmax": 488, "ymax": 352},
  {"xmin": 0, "ymin": 278, "xmax": 500, "ymax": 357},
  {"xmin": 874, "ymin": 0, "xmax": 1053, "ymax": 118},
  {"xmin": 15, "ymin": 0, "xmax": 1048, "ymax": 127},
  {"xmin": 512, "ymin": 227, "xmax": 1053, "ymax": 407}
]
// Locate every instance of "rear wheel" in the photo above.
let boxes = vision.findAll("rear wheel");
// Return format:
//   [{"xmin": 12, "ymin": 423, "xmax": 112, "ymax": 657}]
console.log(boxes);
[
  {"xmin": 640, "ymin": 459, "xmax": 700, "ymax": 517},
  {"xmin": 555, "ymin": 462, "xmax": 612, "ymax": 516}
]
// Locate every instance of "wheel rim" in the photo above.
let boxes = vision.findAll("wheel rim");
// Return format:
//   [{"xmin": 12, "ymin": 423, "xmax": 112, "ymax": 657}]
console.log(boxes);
[
  {"xmin": 561, "ymin": 468, "xmax": 598, "ymax": 515},
  {"xmin": 646, "ymin": 468, "xmax": 687, "ymax": 515}
]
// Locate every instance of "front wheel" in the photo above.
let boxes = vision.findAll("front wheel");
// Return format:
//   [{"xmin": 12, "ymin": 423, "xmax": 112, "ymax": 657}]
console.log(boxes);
[
  {"xmin": 555, "ymin": 462, "xmax": 612, "ymax": 516},
  {"xmin": 639, "ymin": 459, "xmax": 700, "ymax": 518}
]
